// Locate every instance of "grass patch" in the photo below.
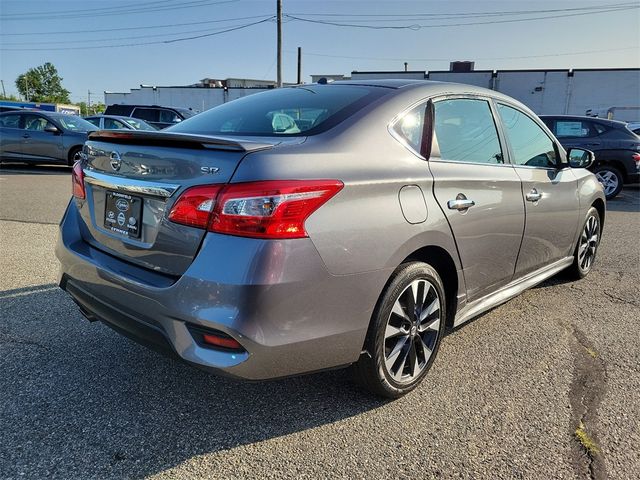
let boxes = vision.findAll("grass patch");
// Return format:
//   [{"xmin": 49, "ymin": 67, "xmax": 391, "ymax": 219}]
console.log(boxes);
[{"xmin": 575, "ymin": 421, "xmax": 599, "ymax": 456}]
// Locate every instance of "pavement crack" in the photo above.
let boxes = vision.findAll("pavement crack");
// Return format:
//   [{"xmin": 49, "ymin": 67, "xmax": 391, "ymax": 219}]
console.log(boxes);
[
  {"xmin": 568, "ymin": 325, "xmax": 607, "ymax": 480},
  {"xmin": 602, "ymin": 290, "xmax": 640, "ymax": 307},
  {"xmin": 0, "ymin": 333, "xmax": 51, "ymax": 351}
]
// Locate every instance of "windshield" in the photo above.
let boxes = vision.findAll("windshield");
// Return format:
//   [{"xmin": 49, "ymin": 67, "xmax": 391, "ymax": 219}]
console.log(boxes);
[
  {"xmin": 56, "ymin": 115, "xmax": 98, "ymax": 132},
  {"xmin": 125, "ymin": 118, "xmax": 157, "ymax": 131},
  {"xmin": 167, "ymin": 85, "xmax": 386, "ymax": 136}
]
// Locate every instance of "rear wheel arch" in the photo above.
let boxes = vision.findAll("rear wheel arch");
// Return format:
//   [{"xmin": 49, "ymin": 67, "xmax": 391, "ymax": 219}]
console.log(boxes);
[
  {"xmin": 67, "ymin": 145, "xmax": 83, "ymax": 166},
  {"xmin": 402, "ymin": 245, "xmax": 459, "ymax": 328},
  {"xmin": 594, "ymin": 159, "xmax": 627, "ymax": 181}
]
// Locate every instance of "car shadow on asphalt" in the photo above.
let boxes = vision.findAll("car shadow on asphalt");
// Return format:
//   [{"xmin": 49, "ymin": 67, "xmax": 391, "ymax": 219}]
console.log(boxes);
[
  {"xmin": 0, "ymin": 285, "xmax": 389, "ymax": 478},
  {"xmin": 0, "ymin": 163, "xmax": 71, "ymax": 175}
]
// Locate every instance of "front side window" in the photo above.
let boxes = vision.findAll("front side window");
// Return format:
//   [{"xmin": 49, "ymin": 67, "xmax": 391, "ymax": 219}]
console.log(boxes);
[
  {"xmin": 133, "ymin": 108, "xmax": 160, "ymax": 122},
  {"xmin": 103, "ymin": 118, "xmax": 127, "ymax": 129},
  {"xmin": 159, "ymin": 109, "xmax": 181, "ymax": 124},
  {"xmin": 498, "ymin": 104, "xmax": 557, "ymax": 168},
  {"xmin": 23, "ymin": 114, "xmax": 52, "ymax": 131},
  {"xmin": 433, "ymin": 99, "xmax": 503, "ymax": 165},
  {"xmin": 85, "ymin": 118, "xmax": 100, "ymax": 127}
]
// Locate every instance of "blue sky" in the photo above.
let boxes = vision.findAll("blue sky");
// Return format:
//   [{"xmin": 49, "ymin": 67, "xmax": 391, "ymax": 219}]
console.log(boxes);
[{"xmin": 1, "ymin": 0, "xmax": 638, "ymax": 103}]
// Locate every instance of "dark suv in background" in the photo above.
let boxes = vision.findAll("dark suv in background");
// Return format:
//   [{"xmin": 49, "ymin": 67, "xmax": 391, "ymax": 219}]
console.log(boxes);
[
  {"xmin": 103, "ymin": 104, "xmax": 196, "ymax": 129},
  {"xmin": 541, "ymin": 115, "xmax": 640, "ymax": 199}
]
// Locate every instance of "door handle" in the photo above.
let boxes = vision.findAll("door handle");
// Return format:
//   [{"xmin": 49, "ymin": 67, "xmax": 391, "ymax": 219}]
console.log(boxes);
[
  {"xmin": 526, "ymin": 188, "xmax": 542, "ymax": 202},
  {"xmin": 447, "ymin": 197, "xmax": 476, "ymax": 211}
]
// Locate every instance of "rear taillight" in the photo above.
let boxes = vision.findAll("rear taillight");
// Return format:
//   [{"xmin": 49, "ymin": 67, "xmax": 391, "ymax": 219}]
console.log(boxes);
[
  {"xmin": 168, "ymin": 180, "xmax": 343, "ymax": 239},
  {"xmin": 71, "ymin": 161, "xmax": 85, "ymax": 199},
  {"xmin": 632, "ymin": 153, "xmax": 640, "ymax": 171},
  {"xmin": 168, "ymin": 185, "xmax": 221, "ymax": 228}
]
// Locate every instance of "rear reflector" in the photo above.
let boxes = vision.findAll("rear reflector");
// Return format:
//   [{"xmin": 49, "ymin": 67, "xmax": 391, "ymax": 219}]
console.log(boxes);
[
  {"xmin": 168, "ymin": 180, "xmax": 343, "ymax": 239},
  {"xmin": 202, "ymin": 333, "xmax": 243, "ymax": 350},
  {"xmin": 72, "ymin": 161, "xmax": 85, "ymax": 199}
]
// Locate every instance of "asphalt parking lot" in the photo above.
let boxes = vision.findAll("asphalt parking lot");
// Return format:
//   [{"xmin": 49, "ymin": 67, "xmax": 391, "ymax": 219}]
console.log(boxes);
[{"xmin": 0, "ymin": 164, "xmax": 638, "ymax": 480}]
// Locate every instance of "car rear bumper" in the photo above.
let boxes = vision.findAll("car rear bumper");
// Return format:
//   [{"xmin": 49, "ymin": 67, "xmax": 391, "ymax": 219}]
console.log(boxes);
[{"xmin": 56, "ymin": 201, "xmax": 390, "ymax": 380}]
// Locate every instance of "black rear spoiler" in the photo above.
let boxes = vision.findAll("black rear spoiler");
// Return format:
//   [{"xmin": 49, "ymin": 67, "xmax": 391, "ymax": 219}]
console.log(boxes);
[{"xmin": 87, "ymin": 130, "xmax": 276, "ymax": 152}]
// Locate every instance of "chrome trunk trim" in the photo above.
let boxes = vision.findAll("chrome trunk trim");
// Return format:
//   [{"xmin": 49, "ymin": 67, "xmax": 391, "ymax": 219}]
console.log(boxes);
[{"xmin": 83, "ymin": 170, "xmax": 180, "ymax": 198}]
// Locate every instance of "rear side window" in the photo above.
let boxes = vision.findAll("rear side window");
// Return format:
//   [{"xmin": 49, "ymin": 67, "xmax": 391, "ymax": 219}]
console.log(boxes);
[
  {"xmin": 105, "ymin": 105, "xmax": 132, "ymax": 116},
  {"xmin": 498, "ymin": 104, "xmax": 557, "ymax": 168},
  {"xmin": 392, "ymin": 104, "xmax": 426, "ymax": 153},
  {"xmin": 433, "ymin": 99, "xmax": 503, "ymax": 165},
  {"xmin": 132, "ymin": 108, "xmax": 160, "ymax": 123},
  {"xmin": 554, "ymin": 120, "xmax": 594, "ymax": 138},
  {"xmin": 0, "ymin": 114, "xmax": 21, "ymax": 128},
  {"xmin": 103, "ymin": 118, "xmax": 127, "ymax": 129},
  {"xmin": 167, "ymin": 85, "xmax": 387, "ymax": 136},
  {"xmin": 85, "ymin": 118, "xmax": 100, "ymax": 127},
  {"xmin": 159, "ymin": 109, "xmax": 181, "ymax": 124}
]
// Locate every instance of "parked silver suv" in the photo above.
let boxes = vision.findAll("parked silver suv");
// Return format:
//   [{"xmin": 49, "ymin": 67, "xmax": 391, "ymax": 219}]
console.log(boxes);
[{"xmin": 57, "ymin": 81, "xmax": 605, "ymax": 398}]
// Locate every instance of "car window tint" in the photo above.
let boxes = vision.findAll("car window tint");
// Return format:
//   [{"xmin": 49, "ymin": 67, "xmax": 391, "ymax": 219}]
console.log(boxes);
[
  {"xmin": 23, "ymin": 114, "xmax": 51, "ymax": 131},
  {"xmin": 433, "ymin": 99, "xmax": 503, "ymax": 164},
  {"xmin": 133, "ymin": 108, "xmax": 160, "ymax": 122},
  {"xmin": 104, "ymin": 118, "xmax": 127, "ymax": 129},
  {"xmin": 593, "ymin": 123, "xmax": 607, "ymax": 135},
  {"xmin": 498, "ymin": 104, "xmax": 557, "ymax": 168},
  {"xmin": 392, "ymin": 104, "xmax": 425, "ymax": 153},
  {"xmin": 0, "ymin": 114, "xmax": 21, "ymax": 128},
  {"xmin": 159, "ymin": 109, "xmax": 181, "ymax": 124},
  {"xmin": 86, "ymin": 118, "xmax": 100, "ymax": 127},
  {"xmin": 554, "ymin": 120, "xmax": 592, "ymax": 138}
]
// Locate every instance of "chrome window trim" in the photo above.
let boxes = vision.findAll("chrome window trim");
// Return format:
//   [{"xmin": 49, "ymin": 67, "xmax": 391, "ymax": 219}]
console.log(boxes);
[{"xmin": 83, "ymin": 170, "xmax": 180, "ymax": 198}]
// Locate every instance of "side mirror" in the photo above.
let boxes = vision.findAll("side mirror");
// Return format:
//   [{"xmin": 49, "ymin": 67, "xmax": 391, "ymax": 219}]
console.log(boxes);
[
  {"xmin": 567, "ymin": 147, "xmax": 594, "ymax": 169},
  {"xmin": 44, "ymin": 125, "xmax": 60, "ymax": 134}
]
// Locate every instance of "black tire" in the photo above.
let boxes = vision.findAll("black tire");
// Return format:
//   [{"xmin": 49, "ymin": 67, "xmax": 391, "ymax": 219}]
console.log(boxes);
[
  {"xmin": 593, "ymin": 164, "xmax": 623, "ymax": 200},
  {"xmin": 566, "ymin": 207, "xmax": 601, "ymax": 280},
  {"xmin": 352, "ymin": 261, "xmax": 446, "ymax": 398},
  {"xmin": 68, "ymin": 146, "xmax": 82, "ymax": 167}
]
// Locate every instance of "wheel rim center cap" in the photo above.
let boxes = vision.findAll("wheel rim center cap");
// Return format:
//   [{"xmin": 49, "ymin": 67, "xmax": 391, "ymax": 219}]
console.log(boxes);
[{"xmin": 410, "ymin": 325, "xmax": 417, "ymax": 336}]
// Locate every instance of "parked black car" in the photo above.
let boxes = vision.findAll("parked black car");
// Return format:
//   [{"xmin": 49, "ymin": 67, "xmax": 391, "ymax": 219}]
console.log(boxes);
[
  {"xmin": 0, "ymin": 111, "xmax": 97, "ymax": 166},
  {"xmin": 540, "ymin": 115, "xmax": 640, "ymax": 199},
  {"xmin": 103, "ymin": 104, "xmax": 196, "ymax": 129}
]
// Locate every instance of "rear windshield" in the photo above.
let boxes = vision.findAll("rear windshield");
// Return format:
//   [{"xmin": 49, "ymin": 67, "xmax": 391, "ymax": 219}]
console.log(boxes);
[{"xmin": 166, "ymin": 85, "xmax": 387, "ymax": 136}]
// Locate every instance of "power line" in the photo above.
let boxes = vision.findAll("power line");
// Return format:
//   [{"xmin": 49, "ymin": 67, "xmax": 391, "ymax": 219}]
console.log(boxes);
[
  {"xmin": 1, "ymin": 18, "xmax": 275, "ymax": 46},
  {"xmin": 0, "ymin": 15, "xmax": 273, "ymax": 36},
  {"xmin": 0, "ymin": 17, "xmax": 275, "ymax": 51},
  {"xmin": 285, "ymin": 46, "xmax": 640, "ymax": 63},
  {"xmin": 0, "ymin": 0, "xmax": 238, "ymax": 21},
  {"xmin": 284, "ymin": 5, "xmax": 639, "ymax": 30}
]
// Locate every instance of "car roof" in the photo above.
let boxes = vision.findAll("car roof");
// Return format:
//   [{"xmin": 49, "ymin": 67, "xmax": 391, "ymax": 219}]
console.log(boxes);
[{"xmin": 326, "ymin": 79, "xmax": 441, "ymax": 89}]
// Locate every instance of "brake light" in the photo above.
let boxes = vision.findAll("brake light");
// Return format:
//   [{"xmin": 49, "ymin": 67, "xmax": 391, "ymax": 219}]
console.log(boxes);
[
  {"xmin": 168, "ymin": 180, "xmax": 343, "ymax": 239},
  {"xmin": 168, "ymin": 185, "xmax": 222, "ymax": 229},
  {"xmin": 633, "ymin": 153, "xmax": 640, "ymax": 171},
  {"xmin": 210, "ymin": 180, "xmax": 343, "ymax": 239},
  {"xmin": 71, "ymin": 161, "xmax": 85, "ymax": 199},
  {"xmin": 202, "ymin": 333, "xmax": 243, "ymax": 350}
]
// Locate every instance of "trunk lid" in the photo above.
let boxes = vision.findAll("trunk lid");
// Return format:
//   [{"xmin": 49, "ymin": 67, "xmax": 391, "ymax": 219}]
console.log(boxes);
[{"xmin": 78, "ymin": 130, "xmax": 277, "ymax": 276}]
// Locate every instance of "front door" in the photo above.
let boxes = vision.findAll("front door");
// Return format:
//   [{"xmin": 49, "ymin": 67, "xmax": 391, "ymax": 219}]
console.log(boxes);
[
  {"xmin": 429, "ymin": 97, "xmax": 525, "ymax": 302},
  {"xmin": 496, "ymin": 103, "xmax": 581, "ymax": 277},
  {"xmin": 21, "ymin": 113, "xmax": 64, "ymax": 162}
]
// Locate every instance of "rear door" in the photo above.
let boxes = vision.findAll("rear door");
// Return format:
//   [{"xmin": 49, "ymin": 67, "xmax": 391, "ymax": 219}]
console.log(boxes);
[
  {"xmin": 0, "ymin": 113, "xmax": 23, "ymax": 160},
  {"xmin": 428, "ymin": 97, "xmax": 525, "ymax": 302},
  {"xmin": 496, "ymin": 104, "xmax": 580, "ymax": 277},
  {"xmin": 21, "ymin": 113, "xmax": 65, "ymax": 162}
]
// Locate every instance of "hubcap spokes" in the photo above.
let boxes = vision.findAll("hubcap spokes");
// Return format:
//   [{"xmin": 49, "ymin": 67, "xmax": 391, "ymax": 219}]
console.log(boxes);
[
  {"xmin": 595, "ymin": 171, "xmax": 618, "ymax": 196},
  {"xmin": 578, "ymin": 215, "xmax": 599, "ymax": 271},
  {"xmin": 384, "ymin": 279, "xmax": 441, "ymax": 383}
]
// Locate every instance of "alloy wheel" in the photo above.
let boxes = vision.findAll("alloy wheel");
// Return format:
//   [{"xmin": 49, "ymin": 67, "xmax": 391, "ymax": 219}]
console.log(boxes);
[
  {"xmin": 578, "ymin": 215, "xmax": 599, "ymax": 271},
  {"xmin": 383, "ymin": 279, "xmax": 441, "ymax": 384},
  {"xmin": 595, "ymin": 170, "xmax": 619, "ymax": 197}
]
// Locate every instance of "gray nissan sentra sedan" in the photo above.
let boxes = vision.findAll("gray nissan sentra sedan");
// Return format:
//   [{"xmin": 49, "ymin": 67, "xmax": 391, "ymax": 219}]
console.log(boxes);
[{"xmin": 56, "ymin": 80, "xmax": 605, "ymax": 398}]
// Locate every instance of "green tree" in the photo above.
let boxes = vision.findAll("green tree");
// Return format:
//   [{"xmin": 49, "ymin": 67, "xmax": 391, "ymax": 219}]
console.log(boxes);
[
  {"xmin": 15, "ymin": 62, "xmax": 70, "ymax": 103},
  {"xmin": 77, "ymin": 101, "xmax": 105, "ymax": 116},
  {"xmin": 0, "ymin": 93, "xmax": 20, "ymax": 101}
]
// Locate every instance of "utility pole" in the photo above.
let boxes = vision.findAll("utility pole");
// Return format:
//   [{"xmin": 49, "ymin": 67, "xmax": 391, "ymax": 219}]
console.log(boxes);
[
  {"xmin": 24, "ymin": 76, "xmax": 29, "ymax": 102},
  {"xmin": 0, "ymin": 80, "xmax": 6, "ymax": 98},
  {"xmin": 297, "ymin": 47, "xmax": 302, "ymax": 84},
  {"xmin": 88, "ymin": 90, "xmax": 92, "ymax": 113},
  {"xmin": 276, "ymin": 0, "xmax": 282, "ymax": 87}
]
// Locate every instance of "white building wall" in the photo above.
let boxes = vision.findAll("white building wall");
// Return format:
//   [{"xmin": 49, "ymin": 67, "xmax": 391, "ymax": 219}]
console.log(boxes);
[
  {"xmin": 105, "ymin": 87, "xmax": 270, "ymax": 112},
  {"xmin": 428, "ymin": 71, "xmax": 493, "ymax": 89}
]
